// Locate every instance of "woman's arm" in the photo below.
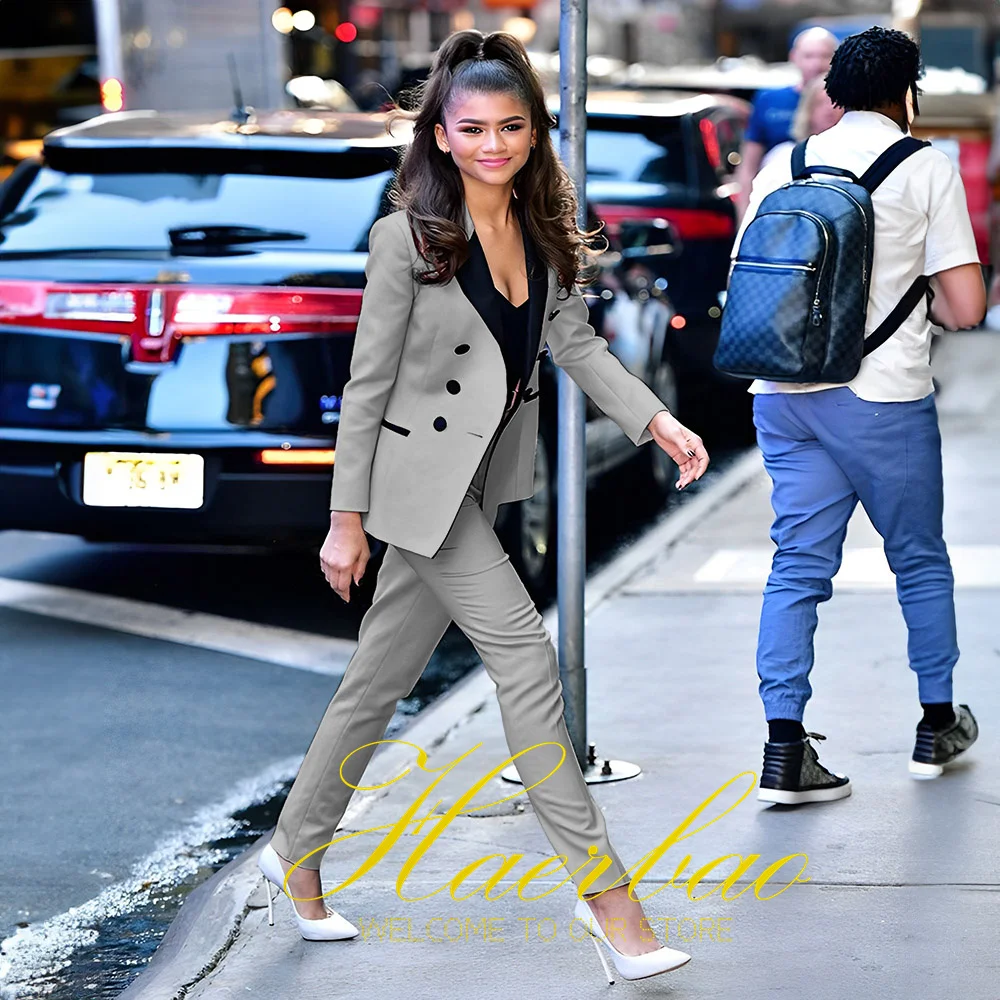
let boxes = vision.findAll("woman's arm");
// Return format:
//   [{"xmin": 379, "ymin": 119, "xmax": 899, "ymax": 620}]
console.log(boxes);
[
  {"xmin": 329, "ymin": 213, "xmax": 416, "ymax": 513},
  {"xmin": 545, "ymin": 285, "xmax": 709, "ymax": 486},
  {"xmin": 543, "ymin": 284, "xmax": 672, "ymax": 446},
  {"xmin": 733, "ymin": 140, "xmax": 766, "ymax": 222}
]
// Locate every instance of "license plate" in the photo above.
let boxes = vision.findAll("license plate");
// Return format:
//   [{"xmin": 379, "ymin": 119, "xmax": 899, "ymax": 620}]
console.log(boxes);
[{"xmin": 82, "ymin": 452, "xmax": 205, "ymax": 509}]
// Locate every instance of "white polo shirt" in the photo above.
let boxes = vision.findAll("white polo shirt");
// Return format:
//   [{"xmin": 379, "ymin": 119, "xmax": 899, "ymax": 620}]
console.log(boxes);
[{"xmin": 732, "ymin": 110, "xmax": 980, "ymax": 402}]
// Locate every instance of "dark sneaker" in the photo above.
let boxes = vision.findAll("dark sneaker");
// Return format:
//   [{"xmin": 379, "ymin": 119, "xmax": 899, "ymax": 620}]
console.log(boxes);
[
  {"xmin": 909, "ymin": 704, "xmax": 978, "ymax": 779},
  {"xmin": 758, "ymin": 732, "xmax": 851, "ymax": 804}
]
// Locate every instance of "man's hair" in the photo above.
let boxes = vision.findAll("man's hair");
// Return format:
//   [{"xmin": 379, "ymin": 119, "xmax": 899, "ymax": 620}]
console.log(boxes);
[{"xmin": 824, "ymin": 26, "xmax": 923, "ymax": 112}]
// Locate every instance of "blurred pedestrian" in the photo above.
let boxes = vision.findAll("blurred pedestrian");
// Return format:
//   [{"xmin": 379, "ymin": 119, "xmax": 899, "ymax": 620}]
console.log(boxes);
[
  {"xmin": 733, "ymin": 26, "xmax": 838, "ymax": 220},
  {"xmin": 735, "ymin": 27, "xmax": 984, "ymax": 804},
  {"xmin": 256, "ymin": 27, "xmax": 709, "ymax": 983},
  {"xmin": 759, "ymin": 76, "xmax": 844, "ymax": 170},
  {"xmin": 983, "ymin": 110, "xmax": 1000, "ymax": 329}
]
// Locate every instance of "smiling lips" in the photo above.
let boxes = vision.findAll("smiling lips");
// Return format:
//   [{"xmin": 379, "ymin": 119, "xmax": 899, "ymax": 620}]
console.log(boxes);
[{"xmin": 478, "ymin": 157, "xmax": 512, "ymax": 168}]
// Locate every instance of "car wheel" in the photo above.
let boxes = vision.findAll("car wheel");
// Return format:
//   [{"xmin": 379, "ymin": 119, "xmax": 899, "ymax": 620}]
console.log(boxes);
[
  {"xmin": 503, "ymin": 418, "xmax": 556, "ymax": 602},
  {"xmin": 645, "ymin": 355, "xmax": 680, "ymax": 497}
]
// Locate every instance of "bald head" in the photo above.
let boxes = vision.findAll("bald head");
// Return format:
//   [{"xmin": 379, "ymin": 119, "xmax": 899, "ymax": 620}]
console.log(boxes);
[{"xmin": 790, "ymin": 27, "xmax": 838, "ymax": 87}]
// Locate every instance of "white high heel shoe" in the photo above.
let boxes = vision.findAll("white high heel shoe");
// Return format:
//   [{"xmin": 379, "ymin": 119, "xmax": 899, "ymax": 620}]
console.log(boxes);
[
  {"xmin": 257, "ymin": 843, "xmax": 359, "ymax": 941},
  {"xmin": 573, "ymin": 897, "xmax": 691, "ymax": 983}
]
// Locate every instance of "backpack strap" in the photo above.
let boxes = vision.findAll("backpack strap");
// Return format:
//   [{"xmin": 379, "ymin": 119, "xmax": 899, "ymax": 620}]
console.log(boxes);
[
  {"xmin": 858, "ymin": 136, "xmax": 932, "ymax": 193},
  {"xmin": 861, "ymin": 274, "xmax": 931, "ymax": 357},
  {"xmin": 790, "ymin": 137, "xmax": 861, "ymax": 183},
  {"xmin": 790, "ymin": 139, "xmax": 808, "ymax": 179},
  {"xmin": 856, "ymin": 137, "xmax": 934, "ymax": 356}
]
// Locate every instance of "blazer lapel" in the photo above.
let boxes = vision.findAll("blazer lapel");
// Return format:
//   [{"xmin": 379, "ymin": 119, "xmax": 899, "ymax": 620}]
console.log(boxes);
[{"xmin": 454, "ymin": 230, "xmax": 504, "ymax": 344}]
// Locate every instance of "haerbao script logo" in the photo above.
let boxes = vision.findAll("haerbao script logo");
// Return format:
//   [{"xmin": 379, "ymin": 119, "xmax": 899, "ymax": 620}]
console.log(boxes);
[{"xmin": 277, "ymin": 741, "xmax": 812, "ymax": 904}]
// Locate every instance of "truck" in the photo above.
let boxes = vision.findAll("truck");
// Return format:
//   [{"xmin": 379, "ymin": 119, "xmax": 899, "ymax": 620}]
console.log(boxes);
[
  {"xmin": 92, "ymin": 0, "xmax": 289, "ymax": 114},
  {"xmin": 1, "ymin": 0, "xmax": 292, "ymax": 183}
]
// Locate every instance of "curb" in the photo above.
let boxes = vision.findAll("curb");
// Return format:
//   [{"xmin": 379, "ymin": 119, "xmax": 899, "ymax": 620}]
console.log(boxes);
[
  {"xmin": 115, "ymin": 841, "xmax": 267, "ymax": 1000},
  {"xmin": 118, "ymin": 447, "xmax": 763, "ymax": 999}
]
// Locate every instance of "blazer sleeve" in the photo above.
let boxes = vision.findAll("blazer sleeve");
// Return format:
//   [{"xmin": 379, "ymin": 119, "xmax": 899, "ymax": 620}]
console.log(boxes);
[
  {"xmin": 329, "ymin": 213, "xmax": 416, "ymax": 512},
  {"xmin": 544, "ymin": 284, "xmax": 668, "ymax": 446}
]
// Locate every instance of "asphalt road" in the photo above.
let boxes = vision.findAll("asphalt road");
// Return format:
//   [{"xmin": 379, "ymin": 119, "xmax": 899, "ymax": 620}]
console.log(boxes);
[{"xmin": 0, "ymin": 445, "xmax": 742, "ymax": 999}]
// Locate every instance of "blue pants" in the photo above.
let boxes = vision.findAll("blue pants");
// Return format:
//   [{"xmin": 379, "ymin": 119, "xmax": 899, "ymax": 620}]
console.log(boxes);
[{"xmin": 752, "ymin": 387, "xmax": 958, "ymax": 721}]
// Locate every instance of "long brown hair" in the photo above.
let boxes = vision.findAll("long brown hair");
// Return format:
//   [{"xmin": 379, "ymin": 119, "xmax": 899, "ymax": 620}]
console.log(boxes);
[{"xmin": 387, "ymin": 29, "xmax": 602, "ymax": 292}]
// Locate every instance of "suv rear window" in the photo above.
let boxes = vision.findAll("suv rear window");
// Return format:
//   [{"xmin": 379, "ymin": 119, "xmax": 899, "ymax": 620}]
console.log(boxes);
[
  {"xmin": 0, "ymin": 159, "xmax": 396, "ymax": 255},
  {"xmin": 585, "ymin": 115, "xmax": 687, "ymax": 186}
]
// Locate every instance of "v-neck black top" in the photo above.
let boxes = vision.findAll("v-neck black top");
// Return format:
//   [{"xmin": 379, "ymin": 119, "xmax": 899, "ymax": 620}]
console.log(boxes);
[
  {"xmin": 494, "ymin": 286, "xmax": 530, "ymax": 412},
  {"xmin": 456, "ymin": 227, "xmax": 536, "ymax": 417}
]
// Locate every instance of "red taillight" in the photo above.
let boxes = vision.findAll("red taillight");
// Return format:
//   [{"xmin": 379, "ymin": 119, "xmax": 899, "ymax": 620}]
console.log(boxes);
[
  {"xmin": 0, "ymin": 281, "xmax": 363, "ymax": 364},
  {"xmin": 172, "ymin": 289, "xmax": 362, "ymax": 337},
  {"xmin": 699, "ymin": 118, "xmax": 722, "ymax": 173},
  {"xmin": 594, "ymin": 204, "xmax": 735, "ymax": 241}
]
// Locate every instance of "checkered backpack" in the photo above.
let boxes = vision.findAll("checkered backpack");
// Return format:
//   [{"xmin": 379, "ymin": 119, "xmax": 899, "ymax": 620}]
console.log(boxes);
[{"xmin": 714, "ymin": 135, "xmax": 932, "ymax": 383}]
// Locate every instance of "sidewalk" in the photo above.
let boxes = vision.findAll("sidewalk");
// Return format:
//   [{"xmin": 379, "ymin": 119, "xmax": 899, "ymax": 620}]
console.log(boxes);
[{"xmin": 125, "ymin": 332, "xmax": 1000, "ymax": 1000}]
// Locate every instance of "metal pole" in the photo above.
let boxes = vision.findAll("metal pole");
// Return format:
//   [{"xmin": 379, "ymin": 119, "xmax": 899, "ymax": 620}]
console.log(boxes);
[
  {"xmin": 557, "ymin": 0, "xmax": 589, "ymax": 773},
  {"xmin": 501, "ymin": 0, "xmax": 643, "ymax": 789},
  {"xmin": 92, "ymin": 0, "xmax": 124, "ymax": 105}
]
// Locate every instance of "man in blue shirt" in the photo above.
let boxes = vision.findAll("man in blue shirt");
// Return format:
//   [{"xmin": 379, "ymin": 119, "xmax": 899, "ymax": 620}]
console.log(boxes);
[
  {"xmin": 734, "ymin": 26, "xmax": 838, "ymax": 220},
  {"xmin": 745, "ymin": 86, "xmax": 801, "ymax": 151}
]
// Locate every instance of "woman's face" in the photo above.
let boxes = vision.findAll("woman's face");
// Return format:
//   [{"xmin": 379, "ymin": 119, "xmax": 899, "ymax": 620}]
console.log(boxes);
[
  {"xmin": 809, "ymin": 90, "xmax": 843, "ymax": 134},
  {"xmin": 434, "ymin": 90, "xmax": 536, "ymax": 189}
]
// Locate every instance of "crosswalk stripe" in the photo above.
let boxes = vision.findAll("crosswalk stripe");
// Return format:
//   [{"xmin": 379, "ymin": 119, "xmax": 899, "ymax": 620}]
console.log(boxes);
[{"xmin": 691, "ymin": 545, "xmax": 1000, "ymax": 588}]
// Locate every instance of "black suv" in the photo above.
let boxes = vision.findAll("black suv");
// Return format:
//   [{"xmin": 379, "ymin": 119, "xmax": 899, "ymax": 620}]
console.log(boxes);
[
  {"xmin": 550, "ymin": 90, "xmax": 755, "ymax": 439},
  {"xmin": 0, "ymin": 108, "xmax": 680, "ymax": 600}
]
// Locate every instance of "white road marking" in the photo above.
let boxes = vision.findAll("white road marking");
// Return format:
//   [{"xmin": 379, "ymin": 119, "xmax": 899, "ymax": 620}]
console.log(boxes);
[
  {"xmin": 0, "ymin": 576, "xmax": 356, "ymax": 675},
  {"xmin": 691, "ymin": 545, "xmax": 1000, "ymax": 588},
  {"xmin": 692, "ymin": 548, "xmax": 746, "ymax": 583}
]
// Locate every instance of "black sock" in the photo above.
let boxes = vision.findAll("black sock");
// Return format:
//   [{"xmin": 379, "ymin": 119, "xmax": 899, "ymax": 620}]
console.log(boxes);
[
  {"xmin": 921, "ymin": 702, "xmax": 955, "ymax": 730},
  {"xmin": 768, "ymin": 719, "xmax": 806, "ymax": 743}
]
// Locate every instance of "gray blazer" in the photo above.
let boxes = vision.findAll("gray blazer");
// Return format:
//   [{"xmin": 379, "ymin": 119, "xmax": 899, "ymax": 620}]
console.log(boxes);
[{"xmin": 329, "ymin": 204, "xmax": 668, "ymax": 558}]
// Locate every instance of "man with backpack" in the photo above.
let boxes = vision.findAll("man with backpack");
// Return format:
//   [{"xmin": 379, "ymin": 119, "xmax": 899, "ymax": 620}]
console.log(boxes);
[{"xmin": 720, "ymin": 27, "xmax": 985, "ymax": 804}]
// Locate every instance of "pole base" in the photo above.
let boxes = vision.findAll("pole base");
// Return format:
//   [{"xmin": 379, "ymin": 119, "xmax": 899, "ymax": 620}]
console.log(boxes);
[{"xmin": 500, "ymin": 757, "xmax": 642, "ymax": 785}]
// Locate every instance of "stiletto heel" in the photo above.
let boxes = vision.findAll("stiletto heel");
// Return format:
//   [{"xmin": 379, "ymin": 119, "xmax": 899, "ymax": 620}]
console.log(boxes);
[
  {"xmin": 257, "ymin": 842, "xmax": 359, "ymax": 941},
  {"xmin": 574, "ymin": 897, "xmax": 691, "ymax": 982},
  {"xmin": 262, "ymin": 875, "xmax": 276, "ymax": 926},
  {"xmin": 590, "ymin": 934, "xmax": 616, "ymax": 984}
]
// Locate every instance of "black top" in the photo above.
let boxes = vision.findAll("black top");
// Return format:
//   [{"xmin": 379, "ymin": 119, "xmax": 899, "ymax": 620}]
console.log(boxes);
[
  {"xmin": 455, "ymin": 220, "xmax": 546, "ymax": 418},
  {"xmin": 495, "ymin": 284, "xmax": 530, "ymax": 412}
]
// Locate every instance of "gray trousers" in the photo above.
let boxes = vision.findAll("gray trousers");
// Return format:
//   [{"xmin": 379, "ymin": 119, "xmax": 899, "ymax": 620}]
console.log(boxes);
[{"xmin": 270, "ymin": 444, "xmax": 629, "ymax": 896}]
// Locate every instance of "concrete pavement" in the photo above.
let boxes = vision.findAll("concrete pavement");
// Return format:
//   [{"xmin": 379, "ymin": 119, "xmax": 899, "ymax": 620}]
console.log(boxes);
[{"xmin": 123, "ymin": 331, "xmax": 1000, "ymax": 1000}]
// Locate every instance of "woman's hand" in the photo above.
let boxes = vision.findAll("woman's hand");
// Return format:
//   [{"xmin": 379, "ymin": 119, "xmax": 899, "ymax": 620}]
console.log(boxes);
[
  {"xmin": 321, "ymin": 511, "xmax": 370, "ymax": 602},
  {"xmin": 648, "ymin": 410, "xmax": 709, "ymax": 490}
]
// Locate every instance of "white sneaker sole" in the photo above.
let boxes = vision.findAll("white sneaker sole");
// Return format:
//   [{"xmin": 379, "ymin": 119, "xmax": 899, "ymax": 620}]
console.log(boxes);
[
  {"xmin": 758, "ymin": 782, "xmax": 852, "ymax": 804},
  {"xmin": 909, "ymin": 758, "xmax": 957, "ymax": 779}
]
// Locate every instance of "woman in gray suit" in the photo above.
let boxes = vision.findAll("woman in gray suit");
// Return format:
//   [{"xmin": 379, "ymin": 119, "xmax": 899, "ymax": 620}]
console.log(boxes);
[{"xmin": 257, "ymin": 29, "xmax": 709, "ymax": 982}]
